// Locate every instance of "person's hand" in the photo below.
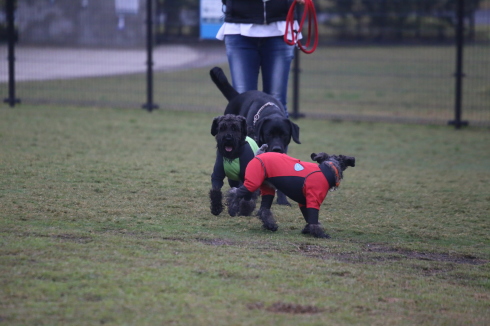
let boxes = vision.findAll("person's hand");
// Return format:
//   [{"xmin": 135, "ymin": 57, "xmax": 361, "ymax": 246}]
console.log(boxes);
[{"xmin": 296, "ymin": 0, "xmax": 305, "ymax": 4}]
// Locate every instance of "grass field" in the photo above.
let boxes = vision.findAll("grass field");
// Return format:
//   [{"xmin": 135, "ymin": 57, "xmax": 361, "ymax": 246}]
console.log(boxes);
[
  {"xmin": 8, "ymin": 45, "xmax": 490, "ymax": 126},
  {"xmin": 1, "ymin": 105, "xmax": 489, "ymax": 325}
]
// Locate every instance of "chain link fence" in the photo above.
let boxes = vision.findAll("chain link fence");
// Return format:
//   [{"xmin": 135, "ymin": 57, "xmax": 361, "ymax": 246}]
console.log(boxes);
[{"xmin": 1, "ymin": 0, "xmax": 489, "ymax": 126}]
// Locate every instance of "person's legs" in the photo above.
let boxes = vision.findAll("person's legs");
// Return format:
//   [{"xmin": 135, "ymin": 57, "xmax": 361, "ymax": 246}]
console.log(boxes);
[
  {"xmin": 224, "ymin": 35, "xmax": 261, "ymax": 93},
  {"xmin": 260, "ymin": 36, "xmax": 295, "ymax": 114}
]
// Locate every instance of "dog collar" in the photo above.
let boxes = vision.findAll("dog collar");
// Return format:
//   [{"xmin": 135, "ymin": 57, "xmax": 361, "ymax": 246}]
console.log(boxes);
[
  {"xmin": 319, "ymin": 161, "xmax": 341, "ymax": 189},
  {"xmin": 253, "ymin": 102, "xmax": 279, "ymax": 126}
]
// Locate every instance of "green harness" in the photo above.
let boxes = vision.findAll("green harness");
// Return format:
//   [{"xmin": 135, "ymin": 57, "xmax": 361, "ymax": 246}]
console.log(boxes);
[{"xmin": 223, "ymin": 136, "xmax": 259, "ymax": 181}]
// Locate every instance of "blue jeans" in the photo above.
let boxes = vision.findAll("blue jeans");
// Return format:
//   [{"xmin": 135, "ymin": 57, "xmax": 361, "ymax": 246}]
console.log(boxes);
[{"xmin": 224, "ymin": 34, "xmax": 295, "ymax": 115}]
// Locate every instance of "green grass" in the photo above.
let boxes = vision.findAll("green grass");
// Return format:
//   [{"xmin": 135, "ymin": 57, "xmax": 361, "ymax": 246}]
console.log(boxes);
[
  {"xmin": 7, "ymin": 45, "xmax": 489, "ymax": 125},
  {"xmin": 1, "ymin": 105, "xmax": 489, "ymax": 325}
]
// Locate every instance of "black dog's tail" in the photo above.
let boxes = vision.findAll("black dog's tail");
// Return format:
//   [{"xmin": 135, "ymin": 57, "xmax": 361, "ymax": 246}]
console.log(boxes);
[{"xmin": 210, "ymin": 67, "xmax": 239, "ymax": 102}]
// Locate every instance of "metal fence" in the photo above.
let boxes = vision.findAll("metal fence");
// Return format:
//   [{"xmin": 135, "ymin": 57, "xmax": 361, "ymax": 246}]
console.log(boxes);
[{"xmin": 1, "ymin": 0, "xmax": 489, "ymax": 127}]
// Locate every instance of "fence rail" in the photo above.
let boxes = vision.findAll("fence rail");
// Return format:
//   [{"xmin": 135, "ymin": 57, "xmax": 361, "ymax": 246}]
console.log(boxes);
[{"xmin": 1, "ymin": 0, "xmax": 489, "ymax": 127}]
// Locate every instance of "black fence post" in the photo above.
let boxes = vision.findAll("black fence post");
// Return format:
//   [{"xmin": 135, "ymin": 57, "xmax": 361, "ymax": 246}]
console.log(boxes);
[
  {"xmin": 3, "ymin": 0, "xmax": 20, "ymax": 107},
  {"xmin": 142, "ymin": 0, "xmax": 158, "ymax": 112},
  {"xmin": 448, "ymin": 0, "xmax": 468, "ymax": 129},
  {"xmin": 290, "ymin": 47, "xmax": 304, "ymax": 119}
]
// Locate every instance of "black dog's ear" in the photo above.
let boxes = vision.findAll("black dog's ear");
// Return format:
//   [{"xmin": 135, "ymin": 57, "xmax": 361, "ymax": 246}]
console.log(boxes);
[
  {"xmin": 238, "ymin": 115, "xmax": 248, "ymax": 141},
  {"xmin": 289, "ymin": 120, "xmax": 301, "ymax": 144},
  {"xmin": 211, "ymin": 116, "xmax": 224, "ymax": 136},
  {"xmin": 246, "ymin": 125, "xmax": 255, "ymax": 138}
]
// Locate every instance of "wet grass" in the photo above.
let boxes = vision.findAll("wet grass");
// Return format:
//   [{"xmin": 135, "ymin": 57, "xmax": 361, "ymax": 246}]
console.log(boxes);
[
  {"xmin": 0, "ymin": 105, "xmax": 489, "ymax": 325},
  {"xmin": 6, "ymin": 45, "xmax": 489, "ymax": 125}
]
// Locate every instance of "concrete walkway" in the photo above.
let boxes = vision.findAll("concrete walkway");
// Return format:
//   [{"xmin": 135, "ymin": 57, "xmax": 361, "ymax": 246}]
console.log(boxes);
[{"xmin": 0, "ymin": 44, "xmax": 227, "ymax": 82}]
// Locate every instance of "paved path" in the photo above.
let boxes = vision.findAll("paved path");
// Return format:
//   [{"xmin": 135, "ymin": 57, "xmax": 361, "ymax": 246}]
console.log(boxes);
[{"xmin": 0, "ymin": 44, "xmax": 227, "ymax": 82}]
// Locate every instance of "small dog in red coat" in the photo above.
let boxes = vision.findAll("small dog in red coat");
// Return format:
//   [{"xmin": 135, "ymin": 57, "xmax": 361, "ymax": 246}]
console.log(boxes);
[{"xmin": 231, "ymin": 145, "xmax": 355, "ymax": 238}]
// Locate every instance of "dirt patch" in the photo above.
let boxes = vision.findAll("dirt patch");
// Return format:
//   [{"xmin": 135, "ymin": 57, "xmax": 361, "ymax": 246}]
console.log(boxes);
[
  {"xmin": 14, "ymin": 231, "xmax": 94, "ymax": 244},
  {"xmin": 53, "ymin": 233, "xmax": 93, "ymax": 244},
  {"xmin": 247, "ymin": 301, "xmax": 324, "ymax": 314},
  {"xmin": 179, "ymin": 237, "xmax": 488, "ymax": 266},
  {"xmin": 297, "ymin": 243, "xmax": 488, "ymax": 265},
  {"xmin": 197, "ymin": 238, "xmax": 235, "ymax": 246},
  {"xmin": 364, "ymin": 244, "xmax": 487, "ymax": 265}
]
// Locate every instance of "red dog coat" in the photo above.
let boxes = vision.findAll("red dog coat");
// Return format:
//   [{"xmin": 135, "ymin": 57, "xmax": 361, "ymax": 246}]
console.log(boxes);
[{"xmin": 236, "ymin": 152, "xmax": 340, "ymax": 224}]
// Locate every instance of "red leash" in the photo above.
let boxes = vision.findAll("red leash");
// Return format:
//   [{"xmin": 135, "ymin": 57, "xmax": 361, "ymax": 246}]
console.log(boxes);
[{"xmin": 284, "ymin": 0, "xmax": 318, "ymax": 54}]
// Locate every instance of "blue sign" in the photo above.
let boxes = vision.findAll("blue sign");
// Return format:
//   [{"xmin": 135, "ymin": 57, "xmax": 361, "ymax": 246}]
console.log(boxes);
[{"xmin": 200, "ymin": 0, "xmax": 224, "ymax": 39}]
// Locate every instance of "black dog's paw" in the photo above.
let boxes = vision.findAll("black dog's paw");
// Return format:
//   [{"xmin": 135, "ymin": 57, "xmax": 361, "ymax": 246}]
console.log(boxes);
[
  {"xmin": 209, "ymin": 188, "xmax": 223, "ymax": 216},
  {"xmin": 257, "ymin": 208, "xmax": 278, "ymax": 231},
  {"xmin": 276, "ymin": 191, "xmax": 291, "ymax": 206},
  {"xmin": 211, "ymin": 206, "xmax": 223, "ymax": 216},
  {"xmin": 306, "ymin": 224, "xmax": 330, "ymax": 239}
]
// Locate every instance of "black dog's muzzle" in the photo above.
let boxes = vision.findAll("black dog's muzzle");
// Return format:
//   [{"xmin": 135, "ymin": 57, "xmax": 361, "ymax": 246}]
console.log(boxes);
[
  {"xmin": 271, "ymin": 146, "xmax": 283, "ymax": 153},
  {"xmin": 221, "ymin": 134, "xmax": 235, "ymax": 151}
]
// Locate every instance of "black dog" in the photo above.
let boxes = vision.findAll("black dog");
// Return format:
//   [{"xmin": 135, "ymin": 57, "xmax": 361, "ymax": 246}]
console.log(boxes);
[
  {"xmin": 210, "ymin": 114, "xmax": 259, "ymax": 217},
  {"xmin": 210, "ymin": 67, "xmax": 301, "ymax": 205},
  {"xmin": 229, "ymin": 148, "xmax": 355, "ymax": 238}
]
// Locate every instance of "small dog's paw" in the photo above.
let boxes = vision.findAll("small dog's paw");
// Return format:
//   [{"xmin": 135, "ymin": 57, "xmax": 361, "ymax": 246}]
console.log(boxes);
[
  {"xmin": 226, "ymin": 188, "xmax": 240, "ymax": 217},
  {"xmin": 257, "ymin": 208, "xmax": 278, "ymax": 232},
  {"xmin": 301, "ymin": 224, "xmax": 311, "ymax": 234},
  {"xmin": 309, "ymin": 224, "xmax": 330, "ymax": 239},
  {"xmin": 262, "ymin": 222, "xmax": 278, "ymax": 232},
  {"xmin": 228, "ymin": 206, "xmax": 239, "ymax": 217},
  {"xmin": 227, "ymin": 200, "xmax": 239, "ymax": 216},
  {"xmin": 238, "ymin": 198, "xmax": 256, "ymax": 216}
]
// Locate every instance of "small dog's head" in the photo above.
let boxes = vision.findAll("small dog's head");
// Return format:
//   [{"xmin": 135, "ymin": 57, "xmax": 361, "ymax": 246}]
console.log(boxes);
[
  {"xmin": 311, "ymin": 152, "xmax": 355, "ymax": 170},
  {"xmin": 211, "ymin": 114, "xmax": 247, "ymax": 160},
  {"xmin": 311, "ymin": 152, "xmax": 355, "ymax": 184}
]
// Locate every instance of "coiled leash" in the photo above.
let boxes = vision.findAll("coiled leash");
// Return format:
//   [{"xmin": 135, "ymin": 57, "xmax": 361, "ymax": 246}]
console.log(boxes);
[{"xmin": 284, "ymin": 0, "xmax": 318, "ymax": 54}]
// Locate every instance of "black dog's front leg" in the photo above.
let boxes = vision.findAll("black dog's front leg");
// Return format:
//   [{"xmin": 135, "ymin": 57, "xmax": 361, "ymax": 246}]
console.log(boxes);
[
  {"xmin": 209, "ymin": 188, "xmax": 223, "ymax": 216},
  {"xmin": 300, "ymin": 207, "xmax": 330, "ymax": 239},
  {"xmin": 276, "ymin": 190, "xmax": 291, "ymax": 206}
]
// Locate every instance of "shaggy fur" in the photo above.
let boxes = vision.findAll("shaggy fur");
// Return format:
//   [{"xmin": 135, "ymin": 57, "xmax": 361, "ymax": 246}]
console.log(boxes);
[
  {"xmin": 257, "ymin": 207, "xmax": 279, "ymax": 232},
  {"xmin": 209, "ymin": 188, "xmax": 223, "ymax": 216},
  {"xmin": 227, "ymin": 187, "xmax": 275, "ymax": 228},
  {"xmin": 210, "ymin": 114, "xmax": 257, "ymax": 217},
  {"xmin": 210, "ymin": 66, "xmax": 301, "ymax": 206},
  {"xmin": 310, "ymin": 152, "xmax": 355, "ymax": 181},
  {"xmin": 211, "ymin": 114, "xmax": 247, "ymax": 161},
  {"xmin": 301, "ymin": 223, "xmax": 330, "ymax": 239}
]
